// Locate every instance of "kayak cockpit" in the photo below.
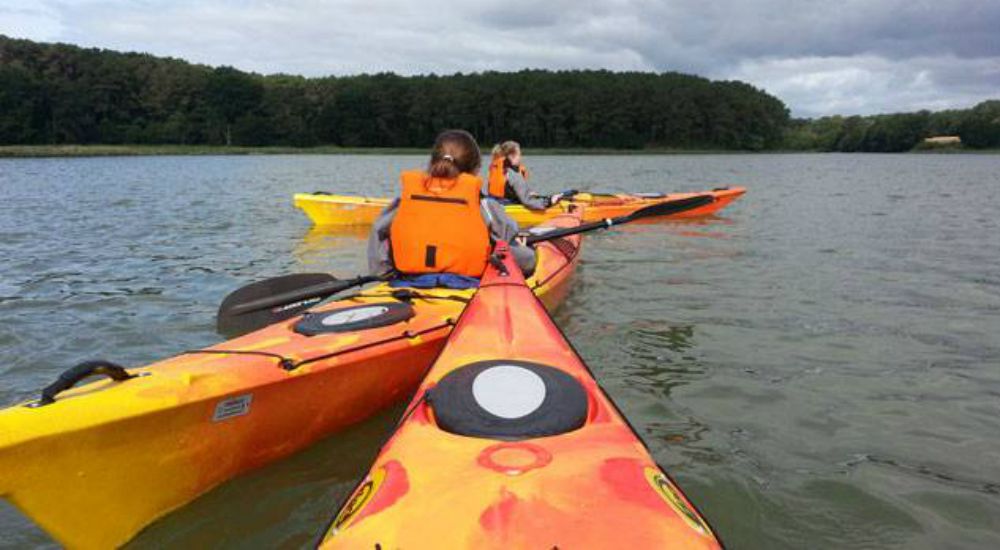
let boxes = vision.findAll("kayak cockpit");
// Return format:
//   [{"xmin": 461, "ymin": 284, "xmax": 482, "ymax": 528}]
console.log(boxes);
[{"xmin": 427, "ymin": 360, "xmax": 589, "ymax": 440}]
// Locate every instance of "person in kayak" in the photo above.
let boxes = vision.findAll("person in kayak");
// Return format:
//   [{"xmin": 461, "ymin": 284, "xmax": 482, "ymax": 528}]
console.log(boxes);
[
  {"xmin": 368, "ymin": 130, "xmax": 536, "ymax": 282},
  {"xmin": 487, "ymin": 141, "xmax": 564, "ymax": 210}
]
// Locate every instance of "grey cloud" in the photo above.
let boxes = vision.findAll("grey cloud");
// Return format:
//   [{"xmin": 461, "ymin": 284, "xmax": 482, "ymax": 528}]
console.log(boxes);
[
  {"xmin": 613, "ymin": 0, "xmax": 1000, "ymax": 77},
  {"xmin": 475, "ymin": 1, "xmax": 571, "ymax": 29}
]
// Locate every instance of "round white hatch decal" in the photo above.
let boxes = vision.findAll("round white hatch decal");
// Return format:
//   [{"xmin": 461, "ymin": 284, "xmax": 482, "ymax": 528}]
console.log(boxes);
[
  {"xmin": 320, "ymin": 305, "xmax": 390, "ymax": 326},
  {"xmin": 472, "ymin": 365, "xmax": 546, "ymax": 419}
]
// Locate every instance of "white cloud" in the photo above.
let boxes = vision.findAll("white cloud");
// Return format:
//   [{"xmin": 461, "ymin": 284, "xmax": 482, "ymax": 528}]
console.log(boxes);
[
  {"xmin": 0, "ymin": 1, "xmax": 63, "ymax": 40},
  {"xmin": 729, "ymin": 55, "xmax": 1000, "ymax": 117}
]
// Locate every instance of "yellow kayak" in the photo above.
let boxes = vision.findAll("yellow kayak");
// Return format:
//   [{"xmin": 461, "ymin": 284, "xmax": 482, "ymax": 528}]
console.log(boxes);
[
  {"xmin": 294, "ymin": 186, "xmax": 746, "ymax": 227},
  {"xmin": 0, "ymin": 213, "xmax": 582, "ymax": 549}
]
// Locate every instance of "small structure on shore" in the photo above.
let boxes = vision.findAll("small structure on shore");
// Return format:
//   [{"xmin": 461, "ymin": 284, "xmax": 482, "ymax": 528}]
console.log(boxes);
[{"xmin": 924, "ymin": 135, "xmax": 962, "ymax": 145}]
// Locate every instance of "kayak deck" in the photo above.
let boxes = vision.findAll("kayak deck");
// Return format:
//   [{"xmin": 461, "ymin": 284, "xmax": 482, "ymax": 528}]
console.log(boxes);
[
  {"xmin": 0, "ymin": 212, "xmax": 582, "ymax": 549},
  {"xmin": 320, "ymin": 241, "xmax": 719, "ymax": 548},
  {"xmin": 294, "ymin": 186, "xmax": 746, "ymax": 227}
]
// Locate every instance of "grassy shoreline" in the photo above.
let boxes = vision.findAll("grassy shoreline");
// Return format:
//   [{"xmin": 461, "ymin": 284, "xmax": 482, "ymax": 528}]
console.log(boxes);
[{"xmin": 1, "ymin": 144, "xmax": 998, "ymax": 158}]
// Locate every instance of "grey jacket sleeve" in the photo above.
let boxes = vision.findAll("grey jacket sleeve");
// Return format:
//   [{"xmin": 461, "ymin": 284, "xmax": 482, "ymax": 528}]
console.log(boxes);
[
  {"xmin": 480, "ymin": 197, "xmax": 519, "ymax": 241},
  {"xmin": 366, "ymin": 198, "xmax": 399, "ymax": 276},
  {"xmin": 481, "ymin": 198, "xmax": 537, "ymax": 274},
  {"xmin": 506, "ymin": 169, "xmax": 551, "ymax": 211}
]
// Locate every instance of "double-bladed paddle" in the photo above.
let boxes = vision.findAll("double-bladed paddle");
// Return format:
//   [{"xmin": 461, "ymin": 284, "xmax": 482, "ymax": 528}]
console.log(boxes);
[
  {"xmin": 216, "ymin": 193, "xmax": 714, "ymax": 337},
  {"xmin": 525, "ymin": 193, "xmax": 713, "ymax": 244}
]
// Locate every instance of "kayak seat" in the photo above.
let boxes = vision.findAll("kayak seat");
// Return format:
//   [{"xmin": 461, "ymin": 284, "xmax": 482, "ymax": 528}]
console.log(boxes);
[
  {"xmin": 294, "ymin": 303, "xmax": 414, "ymax": 336},
  {"xmin": 427, "ymin": 360, "xmax": 588, "ymax": 440}
]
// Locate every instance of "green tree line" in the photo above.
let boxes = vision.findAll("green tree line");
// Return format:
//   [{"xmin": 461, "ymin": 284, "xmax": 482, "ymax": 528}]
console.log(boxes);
[
  {"xmin": 0, "ymin": 35, "xmax": 789, "ymax": 149},
  {"xmin": 784, "ymin": 101, "xmax": 1000, "ymax": 152}
]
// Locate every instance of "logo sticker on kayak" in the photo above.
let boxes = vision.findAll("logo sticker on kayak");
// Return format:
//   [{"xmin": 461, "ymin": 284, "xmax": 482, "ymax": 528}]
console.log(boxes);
[
  {"xmin": 329, "ymin": 466, "xmax": 386, "ymax": 535},
  {"xmin": 644, "ymin": 467, "xmax": 710, "ymax": 536},
  {"xmin": 212, "ymin": 394, "xmax": 253, "ymax": 422}
]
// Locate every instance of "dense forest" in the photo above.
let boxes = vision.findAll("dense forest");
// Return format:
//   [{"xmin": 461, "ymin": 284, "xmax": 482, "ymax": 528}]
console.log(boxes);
[
  {"xmin": 0, "ymin": 35, "xmax": 788, "ymax": 150},
  {"xmin": 1, "ymin": 35, "xmax": 998, "ymax": 152},
  {"xmin": 0, "ymin": 35, "xmax": 789, "ymax": 150}
]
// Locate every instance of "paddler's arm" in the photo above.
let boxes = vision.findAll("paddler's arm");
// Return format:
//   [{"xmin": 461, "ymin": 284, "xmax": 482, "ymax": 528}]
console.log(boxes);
[
  {"xmin": 481, "ymin": 197, "xmax": 537, "ymax": 275},
  {"xmin": 367, "ymin": 198, "xmax": 399, "ymax": 276},
  {"xmin": 506, "ymin": 168, "xmax": 553, "ymax": 211}
]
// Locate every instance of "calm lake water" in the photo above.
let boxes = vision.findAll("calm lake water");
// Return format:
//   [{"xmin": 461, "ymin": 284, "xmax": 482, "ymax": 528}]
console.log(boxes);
[{"xmin": 1, "ymin": 153, "xmax": 999, "ymax": 548}]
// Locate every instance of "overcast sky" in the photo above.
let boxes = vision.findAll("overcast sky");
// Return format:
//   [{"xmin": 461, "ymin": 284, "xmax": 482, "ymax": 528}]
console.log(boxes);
[{"xmin": 3, "ymin": 0, "xmax": 998, "ymax": 117}]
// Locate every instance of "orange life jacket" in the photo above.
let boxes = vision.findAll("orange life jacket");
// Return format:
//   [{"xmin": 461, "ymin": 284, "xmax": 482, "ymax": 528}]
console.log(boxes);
[
  {"xmin": 487, "ymin": 156, "xmax": 529, "ymax": 200},
  {"xmin": 390, "ymin": 170, "xmax": 491, "ymax": 277}
]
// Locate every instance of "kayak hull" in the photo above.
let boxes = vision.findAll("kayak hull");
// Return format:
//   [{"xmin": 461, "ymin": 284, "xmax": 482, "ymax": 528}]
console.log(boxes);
[
  {"xmin": 0, "ymin": 212, "xmax": 582, "ymax": 549},
  {"xmin": 294, "ymin": 187, "xmax": 746, "ymax": 227},
  {"xmin": 320, "ymin": 239, "xmax": 719, "ymax": 548}
]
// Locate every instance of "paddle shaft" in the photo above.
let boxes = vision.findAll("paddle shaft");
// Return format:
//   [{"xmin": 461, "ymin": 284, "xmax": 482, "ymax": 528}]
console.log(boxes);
[
  {"xmin": 525, "ymin": 194, "xmax": 714, "ymax": 245},
  {"xmin": 525, "ymin": 218, "xmax": 617, "ymax": 245}
]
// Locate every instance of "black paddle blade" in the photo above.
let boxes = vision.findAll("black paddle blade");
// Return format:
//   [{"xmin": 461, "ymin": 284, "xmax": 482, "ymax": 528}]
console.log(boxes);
[
  {"xmin": 217, "ymin": 273, "xmax": 337, "ymax": 337},
  {"xmin": 624, "ymin": 194, "xmax": 715, "ymax": 221}
]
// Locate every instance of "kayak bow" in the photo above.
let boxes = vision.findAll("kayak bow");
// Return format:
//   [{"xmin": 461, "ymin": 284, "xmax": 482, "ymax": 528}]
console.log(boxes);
[
  {"xmin": 0, "ymin": 212, "xmax": 583, "ymax": 549},
  {"xmin": 320, "ymin": 241, "xmax": 720, "ymax": 548}
]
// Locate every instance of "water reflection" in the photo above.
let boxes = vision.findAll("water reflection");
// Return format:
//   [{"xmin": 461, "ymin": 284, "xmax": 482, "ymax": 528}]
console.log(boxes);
[{"xmin": 292, "ymin": 226, "xmax": 370, "ymax": 272}]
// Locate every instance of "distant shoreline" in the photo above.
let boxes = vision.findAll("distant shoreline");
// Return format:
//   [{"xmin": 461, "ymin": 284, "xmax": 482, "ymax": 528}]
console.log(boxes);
[{"xmin": 0, "ymin": 144, "xmax": 996, "ymax": 158}]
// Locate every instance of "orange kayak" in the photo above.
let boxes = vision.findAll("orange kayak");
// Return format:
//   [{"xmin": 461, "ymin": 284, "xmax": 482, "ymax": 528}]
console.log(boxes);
[
  {"xmin": 0, "ymin": 212, "xmax": 582, "ymax": 549},
  {"xmin": 320, "ymin": 239, "xmax": 720, "ymax": 548},
  {"xmin": 294, "ymin": 186, "xmax": 746, "ymax": 226}
]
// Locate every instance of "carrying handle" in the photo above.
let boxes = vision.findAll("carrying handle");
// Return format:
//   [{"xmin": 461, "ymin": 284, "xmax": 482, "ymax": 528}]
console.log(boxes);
[{"xmin": 34, "ymin": 360, "xmax": 135, "ymax": 407}]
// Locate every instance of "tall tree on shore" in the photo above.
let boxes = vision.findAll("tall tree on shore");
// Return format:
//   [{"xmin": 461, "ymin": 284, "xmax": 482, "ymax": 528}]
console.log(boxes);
[
  {"xmin": 206, "ymin": 66, "xmax": 263, "ymax": 146},
  {"xmin": 958, "ymin": 100, "xmax": 1000, "ymax": 148}
]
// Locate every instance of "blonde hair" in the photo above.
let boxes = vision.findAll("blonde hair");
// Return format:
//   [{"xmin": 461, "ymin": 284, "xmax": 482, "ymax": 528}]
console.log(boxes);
[{"xmin": 491, "ymin": 140, "xmax": 521, "ymax": 160}]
